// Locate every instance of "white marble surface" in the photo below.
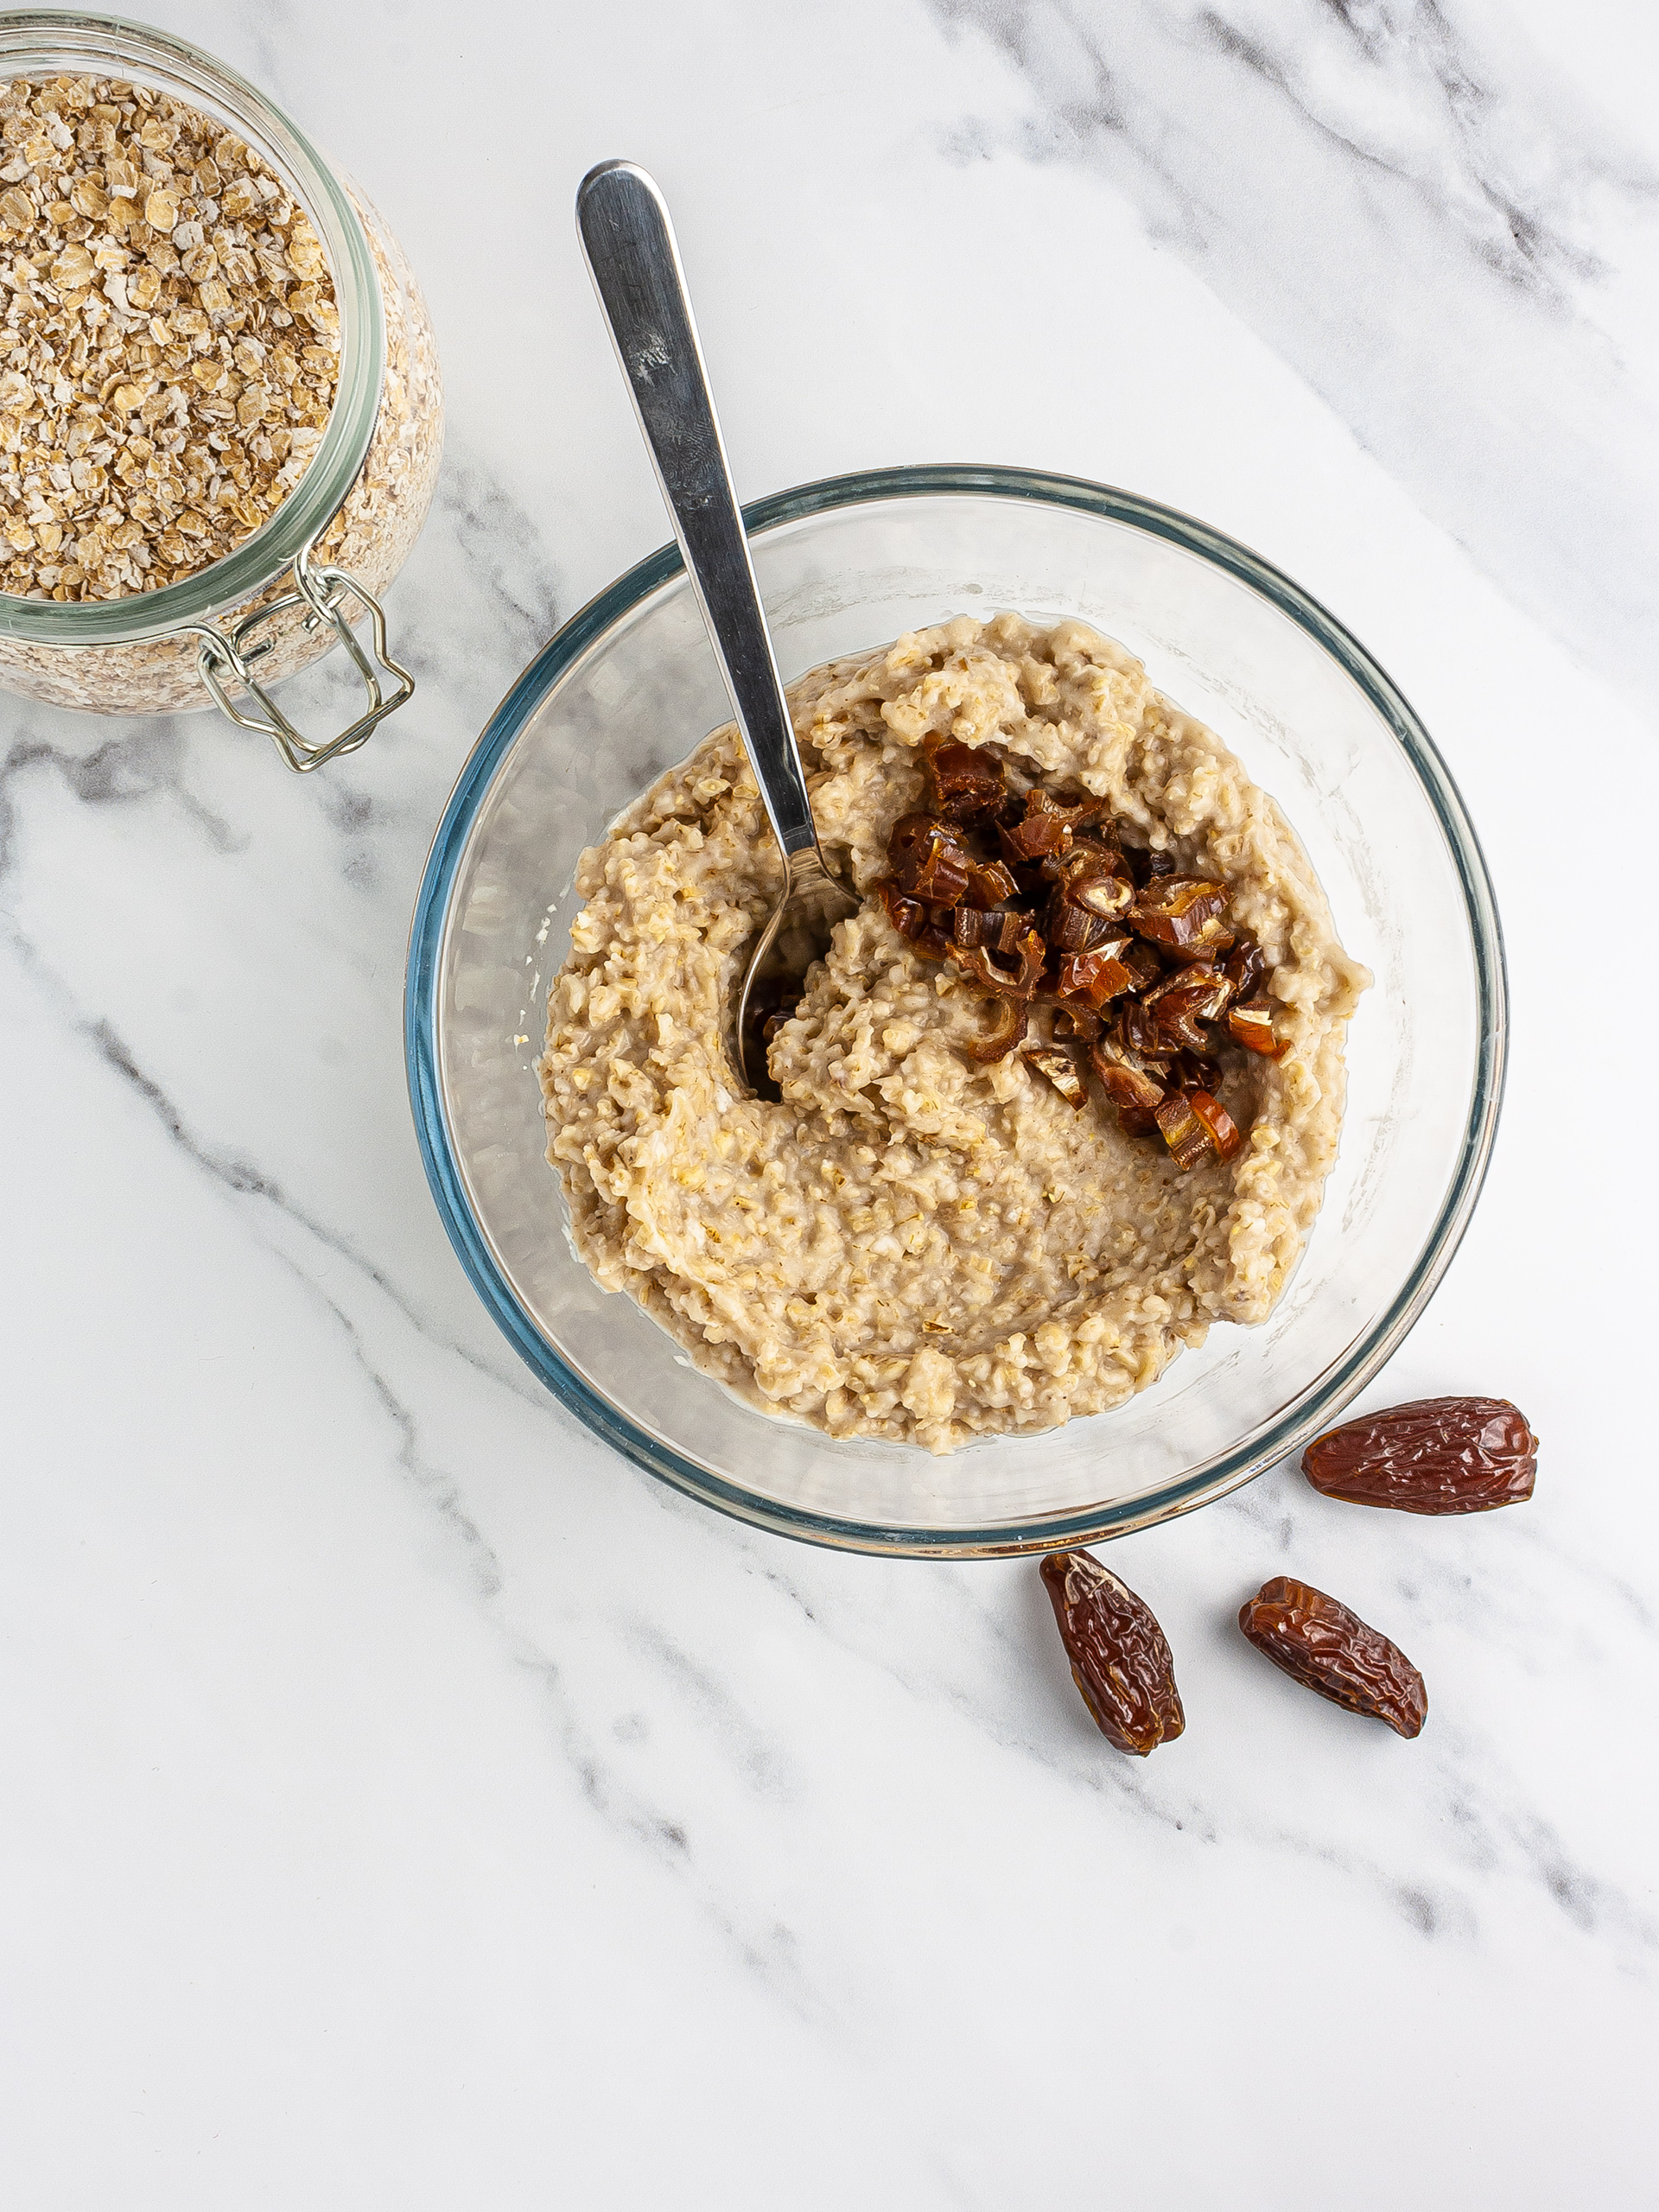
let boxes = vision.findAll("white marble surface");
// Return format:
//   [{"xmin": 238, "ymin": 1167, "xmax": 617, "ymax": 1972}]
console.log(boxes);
[{"xmin": 3, "ymin": 1, "xmax": 1657, "ymax": 2202}]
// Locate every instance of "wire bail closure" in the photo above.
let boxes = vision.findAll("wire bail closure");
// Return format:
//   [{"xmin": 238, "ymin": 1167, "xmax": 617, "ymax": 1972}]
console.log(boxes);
[{"xmin": 192, "ymin": 537, "xmax": 414, "ymax": 772}]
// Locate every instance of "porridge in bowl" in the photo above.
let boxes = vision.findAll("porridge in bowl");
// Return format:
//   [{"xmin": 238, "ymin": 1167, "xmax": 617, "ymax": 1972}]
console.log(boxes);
[{"xmin": 537, "ymin": 614, "xmax": 1369, "ymax": 1455}]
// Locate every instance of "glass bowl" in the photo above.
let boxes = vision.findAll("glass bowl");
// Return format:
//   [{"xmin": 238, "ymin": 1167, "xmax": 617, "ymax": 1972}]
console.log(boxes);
[{"xmin": 406, "ymin": 467, "xmax": 1505, "ymax": 1557}]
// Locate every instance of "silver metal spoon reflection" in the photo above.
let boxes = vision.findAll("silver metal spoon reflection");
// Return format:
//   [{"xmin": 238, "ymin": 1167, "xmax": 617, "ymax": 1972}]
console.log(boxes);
[{"xmin": 576, "ymin": 160, "xmax": 858, "ymax": 1099}]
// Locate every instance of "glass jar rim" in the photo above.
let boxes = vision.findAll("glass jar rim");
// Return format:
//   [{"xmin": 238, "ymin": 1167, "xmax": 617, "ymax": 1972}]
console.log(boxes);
[{"xmin": 0, "ymin": 8, "xmax": 384, "ymax": 645}]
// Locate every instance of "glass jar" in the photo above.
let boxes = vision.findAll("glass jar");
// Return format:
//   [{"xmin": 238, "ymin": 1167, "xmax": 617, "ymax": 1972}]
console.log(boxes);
[{"xmin": 0, "ymin": 10, "xmax": 442, "ymax": 767}]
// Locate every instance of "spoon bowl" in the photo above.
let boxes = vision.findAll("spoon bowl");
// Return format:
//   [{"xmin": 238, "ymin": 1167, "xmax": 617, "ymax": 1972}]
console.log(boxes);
[{"xmin": 733, "ymin": 849, "xmax": 860, "ymax": 1096}]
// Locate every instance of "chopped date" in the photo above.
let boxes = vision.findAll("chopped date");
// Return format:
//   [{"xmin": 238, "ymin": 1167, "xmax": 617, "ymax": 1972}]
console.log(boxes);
[
  {"xmin": 1120, "ymin": 941, "xmax": 1164, "ymax": 995},
  {"xmin": 998, "ymin": 785, "xmax": 1110, "ymax": 863},
  {"xmin": 964, "ymin": 996, "xmax": 1028, "ymax": 1063},
  {"xmin": 1053, "ymin": 842, "xmax": 1134, "ymax": 918},
  {"xmin": 1000, "ymin": 808, "xmax": 1069, "ymax": 861},
  {"xmin": 1128, "ymin": 876, "xmax": 1230, "ymax": 951},
  {"xmin": 963, "ymin": 855, "xmax": 1020, "ymax": 908},
  {"xmin": 1055, "ymin": 943, "xmax": 1135, "ymax": 1007},
  {"xmin": 1224, "ymin": 935, "xmax": 1268, "ymax": 1001},
  {"xmin": 1053, "ymin": 1003, "xmax": 1103, "ymax": 1044},
  {"xmin": 1026, "ymin": 785, "xmax": 1106, "ymax": 837},
  {"xmin": 1184, "ymin": 919, "xmax": 1236, "ymax": 960},
  {"xmin": 887, "ymin": 811, "xmax": 974, "ymax": 906},
  {"xmin": 921, "ymin": 734, "xmax": 1006, "ymax": 822},
  {"xmin": 1101, "ymin": 1022, "xmax": 1169, "ymax": 1085},
  {"xmin": 878, "ymin": 874, "xmax": 957, "ymax": 962},
  {"xmin": 1048, "ymin": 785, "xmax": 1110, "ymax": 828},
  {"xmin": 1167, "ymin": 1046, "xmax": 1224, "ymax": 1097},
  {"xmin": 947, "ymin": 926, "xmax": 1045, "ymax": 997},
  {"xmin": 878, "ymin": 778, "xmax": 1271, "ymax": 1155},
  {"xmin": 1154, "ymin": 1089, "xmax": 1211, "ymax": 1170},
  {"xmin": 1144, "ymin": 964, "xmax": 1234, "ymax": 1053},
  {"xmin": 888, "ymin": 813, "xmax": 1014, "ymax": 909},
  {"xmin": 1023, "ymin": 1043, "xmax": 1089, "ymax": 1108},
  {"xmin": 1039, "ymin": 1550, "xmax": 1185, "ymax": 1755},
  {"xmin": 1303, "ymin": 1396, "xmax": 1538, "ymax": 1515},
  {"xmin": 1089, "ymin": 1039, "xmax": 1166, "ymax": 1116},
  {"xmin": 1046, "ymin": 891, "xmax": 1114, "ymax": 955},
  {"xmin": 950, "ymin": 905, "xmax": 1025, "ymax": 954},
  {"xmin": 1119, "ymin": 996, "xmax": 1171, "ymax": 1065},
  {"xmin": 876, "ymin": 878, "xmax": 925, "ymax": 938},
  {"xmin": 1188, "ymin": 1089, "xmax": 1243, "ymax": 1161},
  {"xmin": 1227, "ymin": 996, "xmax": 1283, "ymax": 1057},
  {"xmin": 1238, "ymin": 1576, "xmax": 1427, "ymax": 1738},
  {"xmin": 1074, "ymin": 874, "xmax": 1134, "ymax": 921}
]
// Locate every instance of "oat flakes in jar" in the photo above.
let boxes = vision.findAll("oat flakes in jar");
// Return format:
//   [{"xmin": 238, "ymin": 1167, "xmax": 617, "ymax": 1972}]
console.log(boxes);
[{"xmin": 0, "ymin": 12, "xmax": 442, "ymax": 768}]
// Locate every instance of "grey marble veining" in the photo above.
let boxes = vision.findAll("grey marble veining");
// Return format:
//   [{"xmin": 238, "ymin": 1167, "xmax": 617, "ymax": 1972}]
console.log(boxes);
[
  {"xmin": 1, "ymin": 1, "xmax": 1655, "ymax": 2203},
  {"xmin": 931, "ymin": 0, "xmax": 1659, "ymax": 709}
]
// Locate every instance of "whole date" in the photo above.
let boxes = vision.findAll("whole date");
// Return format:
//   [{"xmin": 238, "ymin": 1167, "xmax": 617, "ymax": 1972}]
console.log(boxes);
[
  {"xmin": 1238, "ymin": 1576, "xmax": 1427, "ymax": 1738},
  {"xmin": 1040, "ymin": 1550, "xmax": 1185, "ymax": 1756},
  {"xmin": 1303, "ymin": 1395, "xmax": 1537, "ymax": 1515}
]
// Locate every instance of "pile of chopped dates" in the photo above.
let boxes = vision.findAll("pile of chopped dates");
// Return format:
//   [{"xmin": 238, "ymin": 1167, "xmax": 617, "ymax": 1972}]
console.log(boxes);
[{"xmin": 874, "ymin": 735, "xmax": 1285, "ymax": 1171}]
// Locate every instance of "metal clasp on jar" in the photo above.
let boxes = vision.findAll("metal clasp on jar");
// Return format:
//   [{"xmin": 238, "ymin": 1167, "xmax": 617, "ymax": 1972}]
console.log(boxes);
[{"xmin": 189, "ymin": 536, "xmax": 415, "ymax": 772}]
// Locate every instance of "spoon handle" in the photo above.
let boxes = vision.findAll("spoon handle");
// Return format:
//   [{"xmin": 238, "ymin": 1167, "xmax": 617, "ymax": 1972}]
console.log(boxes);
[{"xmin": 577, "ymin": 161, "xmax": 820, "ymax": 865}]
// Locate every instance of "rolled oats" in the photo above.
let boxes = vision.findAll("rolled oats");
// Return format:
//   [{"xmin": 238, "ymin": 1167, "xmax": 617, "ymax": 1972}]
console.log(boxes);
[
  {"xmin": 0, "ymin": 72, "xmax": 442, "ymax": 716},
  {"xmin": 0, "ymin": 73, "xmax": 340, "ymax": 601}
]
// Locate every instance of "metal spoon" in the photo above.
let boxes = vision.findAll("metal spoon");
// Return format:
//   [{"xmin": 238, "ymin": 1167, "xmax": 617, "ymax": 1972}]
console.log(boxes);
[{"xmin": 576, "ymin": 160, "xmax": 858, "ymax": 1099}]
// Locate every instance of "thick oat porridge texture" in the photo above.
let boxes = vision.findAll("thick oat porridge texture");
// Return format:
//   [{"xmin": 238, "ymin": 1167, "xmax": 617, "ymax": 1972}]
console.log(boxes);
[{"xmin": 538, "ymin": 615, "xmax": 1370, "ymax": 1455}]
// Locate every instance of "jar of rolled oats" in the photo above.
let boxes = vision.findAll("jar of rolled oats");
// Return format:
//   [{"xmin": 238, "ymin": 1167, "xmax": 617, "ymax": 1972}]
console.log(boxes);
[{"xmin": 0, "ymin": 12, "xmax": 442, "ymax": 768}]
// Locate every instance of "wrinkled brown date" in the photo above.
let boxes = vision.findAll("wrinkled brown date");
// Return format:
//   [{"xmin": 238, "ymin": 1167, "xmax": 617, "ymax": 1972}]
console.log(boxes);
[
  {"xmin": 1238, "ymin": 1576, "xmax": 1427, "ymax": 1738},
  {"xmin": 1302, "ymin": 1395, "xmax": 1537, "ymax": 1515},
  {"xmin": 1039, "ymin": 1550, "xmax": 1185, "ymax": 1755}
]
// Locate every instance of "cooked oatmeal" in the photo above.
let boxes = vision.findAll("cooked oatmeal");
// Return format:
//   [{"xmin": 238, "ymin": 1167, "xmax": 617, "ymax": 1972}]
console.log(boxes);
[{"xmin": 538, "ymin": 615, "xmax": 1370, "ymax": 1454}]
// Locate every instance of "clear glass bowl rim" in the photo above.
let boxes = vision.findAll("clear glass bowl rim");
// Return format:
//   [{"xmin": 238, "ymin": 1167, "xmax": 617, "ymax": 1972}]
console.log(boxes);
[{"xmin": 404, "ymin": 463, "xmax": 1509, "ymax": 1558}]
